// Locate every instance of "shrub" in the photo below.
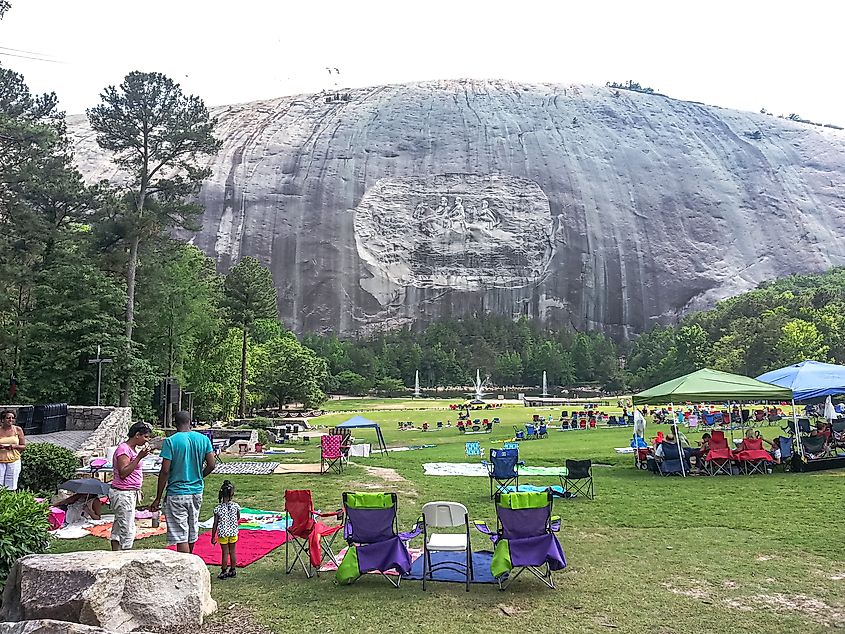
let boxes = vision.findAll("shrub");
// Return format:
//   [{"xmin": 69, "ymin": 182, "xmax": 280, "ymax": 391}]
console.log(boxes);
[
  {"xmin": 256, "ymin": 428, "xmax": 270, "ymax": 447},
  {"xmin": 19, "ymin": 442, "xmax": 80, "ymax": 495},
  {"xmin": 0, "ymin": 489, "xmax": 50, "ymax": 584}
]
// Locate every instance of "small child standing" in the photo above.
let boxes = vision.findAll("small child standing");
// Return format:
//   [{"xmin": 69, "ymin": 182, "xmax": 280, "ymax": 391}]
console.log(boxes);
[{"xmin": 211, "ymin": 480, "xmax": 240, "ymax": 579}]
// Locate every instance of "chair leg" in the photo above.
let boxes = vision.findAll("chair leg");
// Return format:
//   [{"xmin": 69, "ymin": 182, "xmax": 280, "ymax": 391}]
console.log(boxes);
[
  {"xmin": 422, "ymin": 546, "xmax": 428, "ymax": 591},
  {"xmin": 466, "ymin": 547, "xmax": 472, "ymax": 592}
]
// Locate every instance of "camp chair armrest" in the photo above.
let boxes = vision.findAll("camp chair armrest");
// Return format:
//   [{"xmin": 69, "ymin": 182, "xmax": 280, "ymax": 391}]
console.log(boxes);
[
  {"xmin": 399, "ymin": 519, "xmax": 424, "ymax": 541},
  {"xmin": 550, "ymin": 516, "xmax": 561, "ymax": 532},
  {"xmin": 313, "ymin": 509, "xmax": 344, "ymax": 518},
  {"xmin": 473, "ymin": 521, "xmax": 494, "ymax": 535}
]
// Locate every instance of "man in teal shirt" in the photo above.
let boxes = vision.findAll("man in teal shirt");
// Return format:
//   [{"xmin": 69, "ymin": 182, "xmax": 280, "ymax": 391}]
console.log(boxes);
[{"xmin": 151, "ymin": 411, "xmax": 216, "ymax": 553}]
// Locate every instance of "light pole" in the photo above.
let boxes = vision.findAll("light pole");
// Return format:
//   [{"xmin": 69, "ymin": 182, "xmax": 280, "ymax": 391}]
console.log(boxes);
[
  {"xmin": 87, "ymin": 345, "xmax": 113, "ymax": 406},
  {"xmin": 184, "ymin": 391, "xmax": 195, "ymax": 422}
]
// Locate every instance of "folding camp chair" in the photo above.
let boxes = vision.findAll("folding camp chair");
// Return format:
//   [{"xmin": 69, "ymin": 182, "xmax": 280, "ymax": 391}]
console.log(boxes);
[
  {"xmin": 736, "ymin": 438, "xmax": 772, "ymax": 475},
  {"xmin": 831, "ymin": 420, "xmax": 845, "ymax": 450},
  {"xmin": 779, "ymin": 436, "xmax": 794, "ymax": 471},
  {"xmin": 421, "ymin": 501, "xmax": 473, "ymax": 592},
  {"xmin": 525, "ymin": 424, "xmax": 537, "ymax": 440},
  {"xmin": 785, "ymin": 418, "xmax": 812, "ymax": 435},
  {"xmin": 321, "ymin": 435, "xmax": 344, "ymax": 474},
  {"xmin": 284, "ymin": 489, "xmax": 344, "ymax": 578},
  {"xmin": 512, "ymin": 427, "xmax": 525, "ymax": 441},
  {"xmin": 656, "ymin": 442, "xmax": 690, "ymax": 476},
  {"xmin": 335, "ymin": 492, "xmax": 420, "ymax": 587},
  {"xmin": 537, "ymin": 424, "xmax": 548, "ymax": 439},
  {"xmin": 482, "ymin": 448, "xmax": 524, "ymax": 499},
  {"xmin": 801, "ymin": 434, "xmax": 829, "ymax": 460},
  {"xmin": 563, "ymin": 459, "xmax": 594, "ymax": 498},
  {"xmin": 465, "ymin": 441, "xmax": 481, "ymax": 457},
  {"xmin": 474, "ymin": 491, "xmax": 566, "ymax": 590},
  {"xmin": 705, "ymin": 430, "xmax": 734, "ymax": 476}
]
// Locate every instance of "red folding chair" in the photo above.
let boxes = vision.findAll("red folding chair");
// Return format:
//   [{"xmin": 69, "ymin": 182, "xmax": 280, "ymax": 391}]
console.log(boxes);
[
  {"xmin": 284, "ymin": 489, "xmax": 344, "ymax": 577},
  {"xmin": 736, "ymin": 438, "xmax": 773, "ymax": 475},
  {"xmin": 705, "ymin": 430, "xmax": 734, "ymax": 475},
  {"xmin": 321, "ymin": 434, "xmax": 344, "ymax": 474}
]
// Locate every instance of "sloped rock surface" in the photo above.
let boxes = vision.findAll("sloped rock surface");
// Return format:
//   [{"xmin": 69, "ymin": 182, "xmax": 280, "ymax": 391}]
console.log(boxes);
[
  {"xmin": 67, "ymin": 80, "xmax": 845, "ymax": 336},
  {"xmin": 0, "ymin": 551, "xmax": 215, "ymax": 632},
  {"xmin": 0, "ymin": 619, "xmax": 153, "ymax": 634}
]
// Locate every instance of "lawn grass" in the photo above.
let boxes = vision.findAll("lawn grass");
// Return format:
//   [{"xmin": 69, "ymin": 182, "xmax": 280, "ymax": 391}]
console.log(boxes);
[{"xmin": 50, "ymin": 403, "xmax": 845, "ymax": 633}]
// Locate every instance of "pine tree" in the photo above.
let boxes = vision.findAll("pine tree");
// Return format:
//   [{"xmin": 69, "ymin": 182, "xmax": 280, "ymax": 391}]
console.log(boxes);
[
  {"xmin": 87, "ymin": 71, "xmax": 220, "ymax": 405},
  {"xmin": 222, "ymin": 257, "xmax": 278, "ymax": 417}
]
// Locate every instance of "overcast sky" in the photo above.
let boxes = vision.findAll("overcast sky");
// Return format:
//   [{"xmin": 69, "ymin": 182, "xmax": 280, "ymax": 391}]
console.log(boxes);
[{"xmin": 2, "ymin": 0, "xmax": 843, "ymax": 124}]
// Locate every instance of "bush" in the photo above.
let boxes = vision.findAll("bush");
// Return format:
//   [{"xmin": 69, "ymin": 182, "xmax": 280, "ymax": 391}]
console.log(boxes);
[
  {"xmin": 256, "ymin": 428, "xmax": 270, "ymax": 447},
  {"xmin": 0, "ymin": 489, "xmax": 50, "ymax": 583},
  {"xmin": 19, "ymin": 443, "xmax": 80, "ymax": 495}
]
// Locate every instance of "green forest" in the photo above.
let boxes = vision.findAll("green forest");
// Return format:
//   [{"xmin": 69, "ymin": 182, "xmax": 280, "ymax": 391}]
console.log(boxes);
[{"xmin": 2, "ymin": 59, "xmax": 844, "ymax": 422}]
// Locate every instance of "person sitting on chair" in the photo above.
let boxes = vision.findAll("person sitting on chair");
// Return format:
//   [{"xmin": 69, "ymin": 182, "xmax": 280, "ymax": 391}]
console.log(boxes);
[
  {"xmin": 687, "ymin": 433, "xmax": 710, "ymax": 471},
  {"xmin": 654, "ymin": 434, "xmax": 677, "ymax": 460}
]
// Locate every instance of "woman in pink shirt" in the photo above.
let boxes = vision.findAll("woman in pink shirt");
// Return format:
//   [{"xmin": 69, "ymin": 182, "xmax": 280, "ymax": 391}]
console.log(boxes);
[{"xmin": 109, "ymin": 422, "xmax": 152, "ymax": 550}]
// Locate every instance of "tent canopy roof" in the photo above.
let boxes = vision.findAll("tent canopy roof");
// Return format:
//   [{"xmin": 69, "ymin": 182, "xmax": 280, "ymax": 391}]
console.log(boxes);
[
  {"xmin": 336, "ymin": 415, "xmax": 380, "ymax": 428},
  {"xmin": 756, "ymin": 360, "xmax": 845, "ymax": 402},
  {"xmin": 633, "ymin": 368, "xmax": 793, "ymax": 405}
]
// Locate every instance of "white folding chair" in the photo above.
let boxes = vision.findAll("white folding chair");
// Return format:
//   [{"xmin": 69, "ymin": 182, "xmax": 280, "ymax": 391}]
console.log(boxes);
[{"xmin": 421, "ymin": 501, "xmax": 473, "ymax": 592}]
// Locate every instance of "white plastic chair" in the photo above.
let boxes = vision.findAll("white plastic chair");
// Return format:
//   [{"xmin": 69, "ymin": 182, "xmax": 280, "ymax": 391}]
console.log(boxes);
[{"xmin": 421, "ymin": 501, "xmax": 473, "ymax": 591}]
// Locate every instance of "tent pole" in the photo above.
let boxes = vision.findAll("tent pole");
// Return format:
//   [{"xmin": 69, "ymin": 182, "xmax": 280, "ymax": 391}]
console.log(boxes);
[
  {"xmin": 792, "ymin": 398, "xmax": 802, "ymax": 458},
  {"xmin": 670, "ymin": 402, "xmax": 686, "ymax": 477}
]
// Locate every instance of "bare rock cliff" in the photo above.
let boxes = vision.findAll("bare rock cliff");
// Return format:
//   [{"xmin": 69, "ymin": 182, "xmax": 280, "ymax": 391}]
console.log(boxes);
[{"xmin": 67, "ymin": 80, "xmax": 845, "ymax": 336}]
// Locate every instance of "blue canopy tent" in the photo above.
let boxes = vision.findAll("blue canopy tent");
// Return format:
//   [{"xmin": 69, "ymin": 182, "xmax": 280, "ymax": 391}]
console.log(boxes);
[
  {"xmin": 336, "ymin": 415, "xmax": 388, "ymax": 455},
  {"xmin": 756, "ymin": 360, "xmax": 845, "ymax": 402},
  {"xmin": 756, "ymin": 360, "xmax": 845, "ymax": 459}
]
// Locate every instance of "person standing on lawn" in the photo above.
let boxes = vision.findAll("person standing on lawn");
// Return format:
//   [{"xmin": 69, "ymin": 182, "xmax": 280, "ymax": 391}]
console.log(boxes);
[
  {"xmin": 211, "ymin": 479, "xmax": 240, "ymax": 579},
  {"xmin": 110, "ymin": 422, "xmax": 152, "ymax": 550},
  {"xmin": 151, "ymin": 411, "xmax": 216, "ymax": 553}
]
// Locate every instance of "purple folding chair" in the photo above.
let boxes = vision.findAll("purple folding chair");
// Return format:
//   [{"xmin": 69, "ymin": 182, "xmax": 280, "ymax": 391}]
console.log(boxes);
[
  {"xmin": 475, "ymin": 491, "xmax": 566, "ymax": 590},
  {"xmin": 335, "ymin": 492, "xmax": 422, "ymax": 587}
]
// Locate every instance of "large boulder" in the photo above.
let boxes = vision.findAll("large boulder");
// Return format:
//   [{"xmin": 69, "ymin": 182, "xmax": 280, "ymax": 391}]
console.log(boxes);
[
  {"xmin": 0, "ymin": 619, "xmax": 154, "ymax": 634},
  {"xmin": 0, "ymin": 550, "xmax": 216, "ymax": 632}
]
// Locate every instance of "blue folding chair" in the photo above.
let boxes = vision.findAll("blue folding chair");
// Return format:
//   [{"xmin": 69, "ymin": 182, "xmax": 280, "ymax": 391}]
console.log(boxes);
[
  {"xmin": 525, "ymin": 424, "xmax": 537, "ymax": 440},
  {"xmin": 465, "ymin": 441, "xmax": 481, "ymax": 457},
  {"xmin": 482, "ymin": 448, "xmax": 524, "ymax": 499},
  {"xmin": 537, "ymin": 424, "xmax": 548, "ymax": 439}
]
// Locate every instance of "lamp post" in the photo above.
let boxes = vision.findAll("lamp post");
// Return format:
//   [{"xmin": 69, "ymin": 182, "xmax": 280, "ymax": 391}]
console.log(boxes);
[
  {"xmin": 87, "ymin": 345, "xmax": 113, "ymax": 406},
  {"xmin": 184, "ymin": 391, "xmax": 195, "ymax": 423}
]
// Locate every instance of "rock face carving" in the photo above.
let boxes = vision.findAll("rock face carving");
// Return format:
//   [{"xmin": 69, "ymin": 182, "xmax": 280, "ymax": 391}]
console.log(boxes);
[
  {"xmin": 354, "ymin": 174, "xmax": 554, "ymax": 293},
  {"xmin": 66, "ymin": 80, "xmax": 845, "ymax": 337}
]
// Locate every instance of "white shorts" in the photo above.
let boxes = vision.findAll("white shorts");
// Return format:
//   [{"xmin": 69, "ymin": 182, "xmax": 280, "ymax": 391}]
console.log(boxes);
[
  {"xmin": 164, "ymin": 493, "xmax": 203, "ymax": 545},
  {"xmin": 109, "ymin": 488, "xmax": 140, "ymax": 549}
]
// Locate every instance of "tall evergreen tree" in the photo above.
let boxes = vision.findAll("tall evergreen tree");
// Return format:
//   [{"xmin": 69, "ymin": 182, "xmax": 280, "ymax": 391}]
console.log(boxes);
[
  {"xmin": 222, "ymin": 257, "xmax": 278, "ymax": 417},
  {"xmin": 87, "ymin": 71, "xmax": 220, "ymax": 405}
]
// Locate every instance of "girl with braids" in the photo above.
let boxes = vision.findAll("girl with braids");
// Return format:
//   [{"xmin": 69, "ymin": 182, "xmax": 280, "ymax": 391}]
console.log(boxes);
[{"xmin": 211, "ymin": 480, "xmax": 240, "ymax": 579}]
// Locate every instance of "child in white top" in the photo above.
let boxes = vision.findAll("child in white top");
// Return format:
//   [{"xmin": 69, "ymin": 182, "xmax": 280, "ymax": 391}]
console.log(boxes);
[{"xmin": 211, "ymin": 480, "xmax": 240, "ymax": 579}]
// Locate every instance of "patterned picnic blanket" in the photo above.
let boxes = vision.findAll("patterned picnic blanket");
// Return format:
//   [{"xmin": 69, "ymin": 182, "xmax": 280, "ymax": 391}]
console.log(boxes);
[{"xmin": 212, "ymin": 461, "xmax": 280, "ymax": 475}]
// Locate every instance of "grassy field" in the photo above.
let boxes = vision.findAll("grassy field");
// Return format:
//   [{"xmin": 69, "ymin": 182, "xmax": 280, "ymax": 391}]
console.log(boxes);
[{"xmin": 51, "ymin": 402, "xmax": 845, "ymax": 634}]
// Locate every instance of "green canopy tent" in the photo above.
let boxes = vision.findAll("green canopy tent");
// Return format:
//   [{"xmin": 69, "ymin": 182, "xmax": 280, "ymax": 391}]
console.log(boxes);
[
  {"xmin": 633, "ymin": 368, "xmax": 793, "ymax": 405},
  {"xmin": 633, "ymin": 369, "xmax": 794, "ymax": 475}
]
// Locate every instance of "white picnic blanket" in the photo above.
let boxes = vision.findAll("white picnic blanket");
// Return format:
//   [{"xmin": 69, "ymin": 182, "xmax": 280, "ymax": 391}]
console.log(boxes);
[{"xmin": 423, "ymin": 462, "xmax": 488, "ymax": 477}]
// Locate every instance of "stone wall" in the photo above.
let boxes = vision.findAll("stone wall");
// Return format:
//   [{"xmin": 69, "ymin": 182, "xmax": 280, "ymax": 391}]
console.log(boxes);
[
  {"xmin": 0, "ymin": 405, "xmax": 118, "ymax": 431},
  {"xmin": 77, "ymin": 408, "xmax": 132, "ymax": 454}
]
